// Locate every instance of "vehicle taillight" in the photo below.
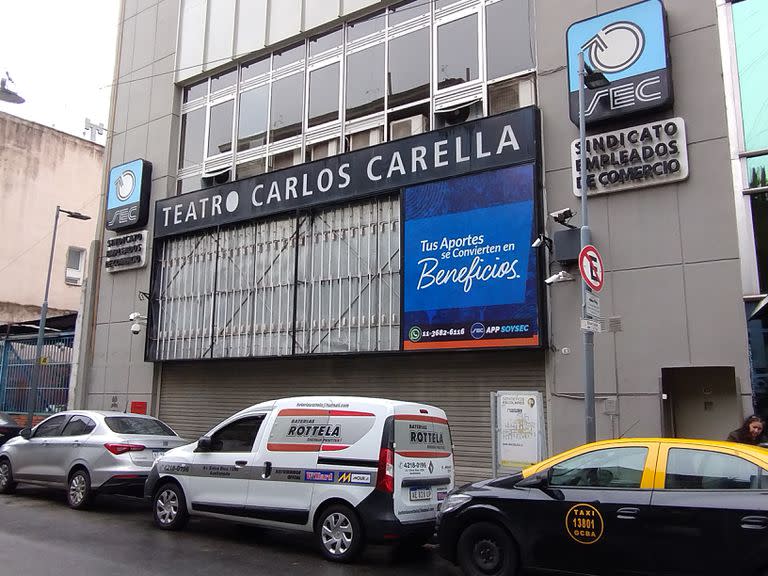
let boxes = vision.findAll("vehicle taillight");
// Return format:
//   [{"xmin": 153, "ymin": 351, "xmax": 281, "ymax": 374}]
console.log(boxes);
[
  {"xmin": 376, "ymin": 447, "xmax": 394, "ymax": 493},
  {"xmin": 104, "ymin": 443, "xmax": 145, "ymax": 455}
]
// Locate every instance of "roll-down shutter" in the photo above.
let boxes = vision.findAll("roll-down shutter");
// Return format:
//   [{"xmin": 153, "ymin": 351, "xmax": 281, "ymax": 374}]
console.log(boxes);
[{"xmin": 159, "ymin": 350, "xmax": 544, "ymax": 484}]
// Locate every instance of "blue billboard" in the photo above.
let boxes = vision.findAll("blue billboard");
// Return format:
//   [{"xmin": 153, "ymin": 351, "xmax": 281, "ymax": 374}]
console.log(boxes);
[
  {"xmin": 403, "ymin": 164, "xmax": 541, "ymax": 350},
  {"xmin": 106, "ymin": 158, "xmax": 152, "ymax": 231}
]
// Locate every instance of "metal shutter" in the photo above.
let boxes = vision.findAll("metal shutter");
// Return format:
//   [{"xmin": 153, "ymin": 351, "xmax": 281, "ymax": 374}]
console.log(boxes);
[{"xmin": 159, "ymin": 350, "xmax": 544, "ymax": 484}]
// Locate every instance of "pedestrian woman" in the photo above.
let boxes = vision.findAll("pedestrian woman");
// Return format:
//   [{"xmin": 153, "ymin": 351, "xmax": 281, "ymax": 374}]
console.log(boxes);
[{"xmin": 727, "ymin": 415, "xmax": 766, "ymax": 445}]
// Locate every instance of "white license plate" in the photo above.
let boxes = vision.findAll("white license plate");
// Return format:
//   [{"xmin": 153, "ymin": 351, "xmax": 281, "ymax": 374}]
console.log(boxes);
[
  {"xmin": 152, "ymin": 450, "xmax": 165, "ymax": 459},
  {"xmin": 409, "ymin": 487, "xmax": 432, "ymax": 501}
]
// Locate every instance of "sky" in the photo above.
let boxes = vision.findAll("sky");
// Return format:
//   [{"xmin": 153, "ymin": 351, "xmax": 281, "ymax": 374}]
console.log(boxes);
[{"xmin": 0, "ymin": 1, "xmax": 120, "ymax": 144}]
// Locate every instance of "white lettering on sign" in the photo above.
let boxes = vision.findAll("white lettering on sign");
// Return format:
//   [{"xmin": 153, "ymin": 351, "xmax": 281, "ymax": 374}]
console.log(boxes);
[{"xmin": 571, "ymin": 117, "xmax": 688, "ymax": 196}]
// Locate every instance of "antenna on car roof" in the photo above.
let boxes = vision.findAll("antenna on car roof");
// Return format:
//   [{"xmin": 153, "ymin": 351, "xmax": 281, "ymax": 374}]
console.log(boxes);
[{"xmin": 618, "ymin": 419, "xmax": 641, "ymax": 439}]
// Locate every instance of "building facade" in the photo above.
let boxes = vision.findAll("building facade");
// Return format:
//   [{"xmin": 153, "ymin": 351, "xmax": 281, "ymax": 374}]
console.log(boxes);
[{"xmin": 79, "ymin": 0, "xmax": 755, "ymax": 484}]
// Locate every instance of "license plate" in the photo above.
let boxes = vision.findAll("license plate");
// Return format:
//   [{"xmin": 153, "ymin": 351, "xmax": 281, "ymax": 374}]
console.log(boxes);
[
  {"xmin": 152, "ymin": 450, "xmax": 165, "ymax": 459},
  {"xmin": 409, "ymin": 487, "xmax": 432, "ymax": 501}
]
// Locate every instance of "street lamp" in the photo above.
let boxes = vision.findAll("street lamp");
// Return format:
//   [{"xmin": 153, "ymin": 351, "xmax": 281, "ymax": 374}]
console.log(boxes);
[
  {"xmin": 0, "ymin": 73, "xmax": 24, "ymax": 104},
  {"xmin": 26, "ymin": 206, "xmax": 91, "ymax": 427},
  {"xmin": 577, "ymin": 51, "xmax": 608, "ymax": 444}
]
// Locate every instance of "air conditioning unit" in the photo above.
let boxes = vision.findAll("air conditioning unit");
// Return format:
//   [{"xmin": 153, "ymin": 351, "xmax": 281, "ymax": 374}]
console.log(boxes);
[
  {"xmin": 435, "ymin": 100, "xmax": 482, "ymax": 129},
  {"xmin": 347, "ymin": 127, "xmax": 383, "ymax": 151},
  {"xmin": 201, "ymin": 167, "xmax": 231, "ymax": 187},
  {"xmin": 389, "ymin": 115, "xmax": 427, "ymax": 140},
  {"xmin": 310, "ymin": 139, "xmax": 339, "ymax": 161}
]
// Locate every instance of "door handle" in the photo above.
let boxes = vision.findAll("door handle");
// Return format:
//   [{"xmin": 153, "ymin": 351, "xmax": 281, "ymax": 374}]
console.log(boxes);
[
  {"xmin": 741, "ymin": 515, "xmax": 768, "ymax": 530},
  {"xmin": 262, "ymin": 461, "xmax": 272, "ymax": 479},
  {"xmin": 617, "ymin": 507, "xmax": 640, "ymax": 520},
  {"xmin": 234, "ymin": 460, "xmax": 248, "ymax": 468}
]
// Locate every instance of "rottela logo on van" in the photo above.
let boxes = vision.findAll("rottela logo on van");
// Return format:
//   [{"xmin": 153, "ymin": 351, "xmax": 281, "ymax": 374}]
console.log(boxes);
[
  {"xmin": 287, "ymin": 424, "xmax": 341, "ymax": 437},
  {"xmin": 410, "ymin": 430, "xmax": 444, "ymax": 444},
  {"xmin": 566, "ymin": 0, "xmax": 672, "ymax": 126},
  {"xmin": 565, "ymin": 503, "xmax": 604, "ymax": 544}
]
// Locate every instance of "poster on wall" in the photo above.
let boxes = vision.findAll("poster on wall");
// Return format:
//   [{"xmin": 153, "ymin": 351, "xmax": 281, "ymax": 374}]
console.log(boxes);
[
  {"xmin": 402, "ymin": 164, "xmax": 541, "ymax": 350},
  {"xmin": 492, "ymin": 391, "xmax": 545, "ymax": 472}
]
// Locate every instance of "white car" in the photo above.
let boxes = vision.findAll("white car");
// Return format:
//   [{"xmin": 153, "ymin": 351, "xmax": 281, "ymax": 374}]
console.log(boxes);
[
  {"xmin": 145, "ymin": 396, "xmax": 455, "ymax": 562},
  {"xmin": 0, "ymin": 410, "xmax": 187, "ymax": 508}
]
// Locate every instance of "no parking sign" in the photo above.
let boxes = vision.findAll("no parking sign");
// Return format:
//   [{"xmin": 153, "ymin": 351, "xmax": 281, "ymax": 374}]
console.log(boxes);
[{"xmin": 578, "ymin": 245, "xmax": 604, "ymax": 292}]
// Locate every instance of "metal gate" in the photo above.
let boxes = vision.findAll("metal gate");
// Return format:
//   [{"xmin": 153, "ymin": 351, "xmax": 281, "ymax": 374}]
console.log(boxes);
[{"xmin": 0, "ymin": 333, "xmax": 74, "ymax": 415}]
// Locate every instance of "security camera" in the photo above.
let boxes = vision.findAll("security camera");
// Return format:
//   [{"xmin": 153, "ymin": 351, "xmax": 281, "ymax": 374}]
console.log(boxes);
[
  {"xmin": 129, "ymin": 312, "xmax": 143, "ymax": 321},
  {"xmin": 544, "ymin": 271, "xmax": 575, "ymax": 285},
  {"xmin": 130, "ymin": 323, "xmax": 142, "ymax": 335},
  {"xmin": 549, "ymin": 208, "xmax": 575, "ymax": 224},
  {"xmin": 532, "ymin": 236, "xmax": 543, "ymax": 248}
]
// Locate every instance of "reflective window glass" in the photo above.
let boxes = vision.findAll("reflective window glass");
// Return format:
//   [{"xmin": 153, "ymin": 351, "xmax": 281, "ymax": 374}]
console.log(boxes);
[
  {"xmin": 389, "ymin": 0, "xmax": 428, "ymax": 26},
  {"xmin": 437, "ymin": 14, "xmax": 479, "ymax": 90},
  {"xmin": 434, "ymin": 0, "xmax": 458, "ymax": 10},
  {"xmin": 486, "ymin": 0, "xmax": 534, "ymax": 80},
  {"xmin": 733, "ymin": 0, "xmax": 768, "ymax": 152},
  {"xmin": 177, "ymin": 176, "xmax": 202, "ymax": 195},
  {"xmin": 210, "ymin": 417, "xmax": 264, "ymax": 452},
  {"xmin": 346, "ymin": 45, "xmax": 385, "ymax": 120},
  {"xmin": 549, "ymin": 447, "xmax": 648, "ymax": 488},
  {"xmin": 308, "ymin": 63, "xmax": 340, "ymax": 127},
  {"xmin": 241, "ymin": 57, "xmax": 270, "ymax": 82},
  {"xmin": 238, "ymin": 85, "xmax": 269, "ymax": 151},
  {"xmin": 270, "ymin": 72, "xmax": 305, "ymax": 141},
  {"xmin": 105, "ymin": 417, "xmax": 176, "ymax": 436},
  {"xmin": 61, "ymin": 415, "xmax": 96, "ymax": 437},
  {"xmin": 310, "ymin": 28, "xmax": 343, "ymax": 56},
  {"xmin": 180, "ymin": 107, "xmax": 206, "ymax": 168},
  {"xmin": 34, "ymin": 415, "xmax": 68, "ymax": 438},
  {"xmin": 183, "ymin": 80, "xmax": 207, "ymax": 103},
  {"xmin": 207, "ymin": 100, "xmax": 234, "ymax": 156},
  {"xmin": 211, "ymin": 68, "xmax": 237, "ymax": 93},
  {"xmin": 666, "ymin": 448, "xmax": 763, "ymax": 490},
  {"xmin": 347, "ymin": 11, "xmax": 384, "ymax": 42},
  {"xmin": 752, "ymin": 190, "xmax": 768, "ymax": 292},
  {"xmin": 274, "ymin": 43, "xmax": 305, "ymax": 68},
  {"xmin": 388, "ymin": 29, "xmax": 430, "ymax": 108}
]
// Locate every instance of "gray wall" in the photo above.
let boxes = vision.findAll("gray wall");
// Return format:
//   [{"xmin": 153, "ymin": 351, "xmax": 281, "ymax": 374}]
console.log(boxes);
[{"xmin": 536, "ymin": 0, "xmax": 751, "ymax": 452}]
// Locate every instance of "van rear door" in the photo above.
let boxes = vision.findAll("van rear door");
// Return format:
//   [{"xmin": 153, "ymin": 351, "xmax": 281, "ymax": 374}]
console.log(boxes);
[{"xmin": 392, "ymin": 406, "xmax": 454, "ymax": 524}]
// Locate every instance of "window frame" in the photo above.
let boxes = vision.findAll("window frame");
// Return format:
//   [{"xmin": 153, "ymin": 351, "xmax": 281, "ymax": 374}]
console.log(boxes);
[
  {"xmin": 547, "ymin": 446, "xmax": 651, "ymax": 490},
  {"xmin": 661, "ymin": 446, "xmax": 768, "ymax": 491},
  {"xmin": 206, "ymin": 415, "xmax": 266, "ymax": 453},
  {"xmin": 32, "ymin": 414, "xmax": 69, "ymax": 438},
  {"xmin": 65, "ymin": 246, "xmax": 87, "ymax": 286},
  {"xmin": 60, "ymin": 415, "xmax": 97, "ymax": 437}
]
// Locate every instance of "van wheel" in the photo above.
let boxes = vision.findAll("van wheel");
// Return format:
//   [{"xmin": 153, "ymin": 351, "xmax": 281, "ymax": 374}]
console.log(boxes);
[
  {"xmin": 67, "ymin": 469, "xmax": 93, "ymax": 510},
  {"xmin": 316, "ymin": 504, "xmax": 364, "ymax": 562},
  {"xmin": 0, "ymin": 459, "xmax": 17, "ymax": 494},
  {"xmin": 457, "ymin": 521, "xmax": 518, "ymax": 576},
  {"xmin": 153, "ymin": 482, "xmax": 189, "ymax": 530}
]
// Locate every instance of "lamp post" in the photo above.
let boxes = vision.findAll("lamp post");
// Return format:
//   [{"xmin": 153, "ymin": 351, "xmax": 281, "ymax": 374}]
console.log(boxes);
[
  {"xmin": 26, "ymin": 206, "xmax": 91, "ymax": 428},
  {"xmin": 577, "ymin": 51, "xmax": 608, "ymax": 444}
]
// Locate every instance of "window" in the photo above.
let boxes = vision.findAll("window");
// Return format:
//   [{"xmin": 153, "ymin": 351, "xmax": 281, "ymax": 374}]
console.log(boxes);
[
  {"xmin": 549, "ymin": 447, "xmax": 648, "ymax": 488},
  {"xmin": 210, "ymin": 416, "xmax": 264, "ymax": 452},
  {"xmin": 389, "ymin": 0, "xmax": 428, "ymax": 26},
  {"xmin": 486, "ymin": 0, "xmax": 534, "ymax": 80},
  {"xmin": 388, "ymin": 28, "xmax": 430, "ymax": 108},
  {"xmin": 308, "ymin": 63, "xmax": 340, "ymax": 127},
  {"xmin": 65, "ymin": 247, "xmax": 86, "ymax": 286},
  {"xmin": 207, "ymin": 100, "xmax": 234, "ymax": 156},
  {"xmin": 489, "ymin": 76, "xmax": 536, "ymax": 115},
  {"xmin": 61, "ymin": 415, "xmax": 96, "ymax": 437},
  {"xmin": 310, "ymin": 28, "xmax": 343, "ymax": 57},
  {"xmin": 33, "ymin": 415, "xmax": 68, "ymax": 438},
  {"xmin": 347, "ymin": 11, "xmax": 383, "ymax": 42},
  {"xmin": 665, "ymin": 448, "xmax": 766, "ymax": 490},
  {"xmin": 237, "ymin": 86, "xmax": 269, "ymax": 151},
  {"xmin": 183, "ymin": 80, "xmax": 207, "ymax": 103},
  {"xmin": 180, "ymin": 107, "xmax": 206, "ymax": 168},
  {"xmin": 346, "ymin": 44, "xmax": 385, "ymax": 120},
  {"xmin": 437, "ymin": 14, "xmax": 479, "ymax": 90},
  {"xmin": 273, "ymin": 43, "xmax": 304, "ymax": 69},
  {"xmin": 105, "ymin": 416, "xmax": 176, "ymax": 436},
  {"xmin": 237, "ymin": 158, "xmax": 266, "ymax": 179},
  {"xmin": 241, "ymin": 57, "xmax": 270, "ymax": 82},
  {"xmin": 210, "ymin": 68, "xmax": 236, "ymax": 93},
  {"xmin": 270, "ymin": 72, "xmax": 305, "ymax": 141}
]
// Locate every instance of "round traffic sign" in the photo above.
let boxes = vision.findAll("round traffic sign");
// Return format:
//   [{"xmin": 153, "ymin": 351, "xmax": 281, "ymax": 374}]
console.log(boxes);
[{"xmin": 578, "ymin": 245, "xmax": 604, "ymax": 292}]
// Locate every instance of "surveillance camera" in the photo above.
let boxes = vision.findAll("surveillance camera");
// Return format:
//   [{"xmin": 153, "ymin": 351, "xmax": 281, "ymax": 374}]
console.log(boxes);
[
  {"xmin": 531, "ymin": 236, "xmax": 543, "ymax": 248},
  {"xmin": 549, "ymin": 208, "xmax": 575, "ymax": 223},
  {"xmin": 130, "ymin": 323, "xmax": 142, "ymax": 335},
  {"xmin": 544, "ymin": 271, "xmax": 575, "ymax": 285},
  {"xmin": 129, "ymin": 312, "xmax": 142, "ymax": 321}
]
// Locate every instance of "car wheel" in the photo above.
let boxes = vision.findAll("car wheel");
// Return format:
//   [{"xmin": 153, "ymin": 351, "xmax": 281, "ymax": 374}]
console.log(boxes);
[
  {"xmin": 67, "ymin": 469, "xmax": 93, "ymax": 510},
  {"xmin": 153, "ymin": 482, "xmax": 189, "ymax": 531},
  {"xmin": 457, "ymin": 521, "xmax": 518, "ymax": 576},
  {"xmin": 0, "ymin": 459, "xmax": 17, "ymax": 494},
  {"xmin": 316, "ymin": 504, "xmax": 364, "ymax": 563}
]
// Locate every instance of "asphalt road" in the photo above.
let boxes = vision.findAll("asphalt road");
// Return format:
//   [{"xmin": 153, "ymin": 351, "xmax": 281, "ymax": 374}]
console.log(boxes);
[{"xmin": 0, "ymin": 486, "xmax": 462, "ymax": 576}]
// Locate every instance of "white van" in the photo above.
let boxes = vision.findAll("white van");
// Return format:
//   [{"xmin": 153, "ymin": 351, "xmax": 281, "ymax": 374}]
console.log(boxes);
[{"xmin": 145, "ymin": 396, "xmax": 454, "ymax": 562}]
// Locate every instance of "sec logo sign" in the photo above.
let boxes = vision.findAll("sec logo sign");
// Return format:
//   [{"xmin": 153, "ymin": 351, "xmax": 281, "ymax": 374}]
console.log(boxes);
[{"xmin": 578, "ymin": 245, "xmax": 604, "ymax": 292}]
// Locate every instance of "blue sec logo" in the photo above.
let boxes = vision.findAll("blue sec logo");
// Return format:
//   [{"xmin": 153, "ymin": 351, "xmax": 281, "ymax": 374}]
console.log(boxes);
[
  {"xmin": 566, "ymin": 0, "xmax": 672, "ymax": 126},
  {"xmin": 106, "ymin": 159, "xmax": 152, "ymax": 231},
  {"xmin": 471, "ymin": 323, "xmax": 486, "ymax": 340}
]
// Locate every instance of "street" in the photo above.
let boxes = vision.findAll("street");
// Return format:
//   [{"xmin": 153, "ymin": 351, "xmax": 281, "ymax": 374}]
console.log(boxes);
[{"xmin": 0, "ymin": 487, "xmax": 461, "ymax": 576}]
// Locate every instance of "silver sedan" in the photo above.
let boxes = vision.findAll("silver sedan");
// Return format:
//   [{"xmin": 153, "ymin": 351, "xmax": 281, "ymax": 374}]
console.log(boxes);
[{"xmin": 0, "ymin": 410, "xmax": 187, "ymax": 509}]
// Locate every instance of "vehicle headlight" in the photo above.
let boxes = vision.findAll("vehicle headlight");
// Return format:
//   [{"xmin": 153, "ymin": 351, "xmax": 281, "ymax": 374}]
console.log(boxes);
[{"xmin": 439, "ymin": 493, "xmax": 472, "ymax": 515}]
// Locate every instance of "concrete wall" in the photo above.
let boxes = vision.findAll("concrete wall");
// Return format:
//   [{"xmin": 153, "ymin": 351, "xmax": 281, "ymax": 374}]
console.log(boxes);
[
  {"xmin": 0, "ymin": 113, "xmax": 102, "ymax": 322},
  {"xmin": 536, "ymin": 0, "xmax": 751, "ymax": 452}
]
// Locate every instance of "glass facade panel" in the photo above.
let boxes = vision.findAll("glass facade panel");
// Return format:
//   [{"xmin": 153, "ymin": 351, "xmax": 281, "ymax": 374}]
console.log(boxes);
[
  {"xmin": 346, "ymin": 44, "xmax": 385, "ymax": 120},
  {"xmin": 486, "ymin": 0, "xmax": 534, "ymax": 80},
  {"xmin": 211, "ymin": 68, "xmax": 237, "ymax": 93},
  {"xmin": 310, "ymin": 27, "xmax": 343, "ymax": 56},
  {"xmin": 308, "ymin": 63, "xmax": 340, "ymax": 127},
  {"xmin": 270, "ymin": 72, "xmax": 305, "ymax": 141},
  {"xmin": 274, "ymin": 43, "xmax": 305, "ymax": 68},
  {"xmin": 241, "ymin": 57, "xmax": 270, "ymax": 82},
  {"xmin": 180, "ymin": 107, "xmax": 206, "ymax": 168},
  {"xmin": 388, "ymin": 28, "xmax": 430, "ymax": 108},
  {"xmin": 389, "ymin": 0, "xmax": 428, "ymax": 26},
  {"xmin": 183, "ymin": 80, "xmax": 207, "ymax": 103},
  {"xmin": 347, "ymin": 11, "xmax": 383, "ymax": 42},
  {"xmin": 437, "ymin": 14, "xmax": 479, "ymax": 90},
  {"xmin": 238, "ymin": 85, "xmax": 269, "ymax": 150},
  {"xmin": 751, "ymin": 192, "xmax": 768, "ymax": 292},
  {"xmin": 207, "ymin": 100, "xmax": 234, "ymax": 156},
  {"xmin": 733, "ymin": 0, "xmax": 768, "ymax": 152}
]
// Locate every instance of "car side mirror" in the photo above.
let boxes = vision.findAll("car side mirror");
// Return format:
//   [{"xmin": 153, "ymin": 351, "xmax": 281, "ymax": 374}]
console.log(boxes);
[
  {"xmin": 196, "ymin": 436, "xmax": 212, "ymax": 452},
  {"xmin": 517, "ymin": 472, "xmax": 549, "ymax": 489},
  {"xmin": 19, "ymin": 428, "xmax": 31, "ymax": 440}
]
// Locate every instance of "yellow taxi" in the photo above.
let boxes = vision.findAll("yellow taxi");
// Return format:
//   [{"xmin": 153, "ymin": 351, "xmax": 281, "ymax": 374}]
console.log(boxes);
[{"xmin": 437, "ymin": 438, "xmax": 768, "ymax": 576}]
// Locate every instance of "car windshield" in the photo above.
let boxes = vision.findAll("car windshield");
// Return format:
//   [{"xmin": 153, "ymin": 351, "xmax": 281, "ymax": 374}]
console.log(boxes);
[
  {"xmin": 104, "ymin": 416, "xmax": 176, "ymax": 436},
  {"xmin": 0, "ymin": 412, "xmax": 16, "ymax": 426}
]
